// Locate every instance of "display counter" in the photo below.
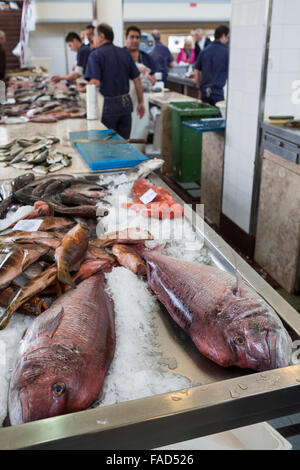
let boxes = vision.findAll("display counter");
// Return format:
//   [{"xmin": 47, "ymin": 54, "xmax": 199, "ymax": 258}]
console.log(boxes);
[
  {"xmin": 167, "ymin": 73, "xmax": 199, "ymax": 99},
  {"xmin": 255, "ymin": 123, "xmax": 300, "ymax": 293},
  {"xmin": 0, "ymin": 118, "xmax": 106, "ymax": 179}
]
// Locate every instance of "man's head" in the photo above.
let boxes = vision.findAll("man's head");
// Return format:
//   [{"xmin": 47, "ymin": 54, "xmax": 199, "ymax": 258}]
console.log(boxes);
[
  {"xmin": 85, "ymin": 24, "xmax": 94, "ymax": 45},
  {"xmin": 65, "ymin": 32, "xmax": 82, "ymax": 52},
  {"xmin": 94, "ymin": 23, "xmax": 114, "ymax": 48},
  {"xmin": 0, "ymin": 31, "xmax": 6, "ymax": 47},
  {"xmin": 152, "ymin": 30, "xmax": 161, "ymax": 42},
  {"xmin": 125, "ymin": 26, "xmax": 141, "ymax": 52},
  {"xmin": 215, "ymin": 25, "xmax": 230, "ymax": 45},
  {"xmin": 194, "ymin": 29, "xmax": 203, "ymax": 42}
]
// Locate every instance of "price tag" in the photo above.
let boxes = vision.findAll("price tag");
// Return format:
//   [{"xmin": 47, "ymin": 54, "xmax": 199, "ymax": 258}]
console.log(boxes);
[
  {"xmin": 114, "ymin": 174, "xmax": 128, "ymax": 185},
  {"xmin": 140, "ymin": 189, "xmax": 157, "ymax": 205},
  {"xmin": 13, "ymin": 219, "xmax": 43, "ymax": 232}
]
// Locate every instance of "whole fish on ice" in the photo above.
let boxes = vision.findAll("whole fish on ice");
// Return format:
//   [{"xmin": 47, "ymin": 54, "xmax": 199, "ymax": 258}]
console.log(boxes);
[
  {"xmin": 9, "ymin": 273, "xmax": 115, "ymax": 425},
  {"xmin": 137, "ymin": 248, "xmax": 292, "ymax": 371}
]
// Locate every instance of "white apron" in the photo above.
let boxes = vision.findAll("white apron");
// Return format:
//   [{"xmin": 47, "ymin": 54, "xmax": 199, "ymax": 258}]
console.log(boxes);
[{"xmin": 129, "ymin": 62, "xmax": 151, "ymax": 152}]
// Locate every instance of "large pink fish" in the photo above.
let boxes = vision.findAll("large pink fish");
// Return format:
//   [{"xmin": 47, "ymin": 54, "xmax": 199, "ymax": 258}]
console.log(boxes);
[
  {"xmin": 9, "ymin": 273, "xmax": 115, "ymax": 425},
  {"xmin": 138, "ymin": 248, "xmax": 292, "ymax": 371}
]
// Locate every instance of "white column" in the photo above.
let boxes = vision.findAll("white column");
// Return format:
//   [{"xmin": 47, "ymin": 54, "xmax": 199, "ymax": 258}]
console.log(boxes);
[
  {"xmin": 222, "ymin": 0, "xmax": 270, "ymax": 234},
  {"xmin": 96, "ymin": 0, "xmax": 124, "ymax": 47}
]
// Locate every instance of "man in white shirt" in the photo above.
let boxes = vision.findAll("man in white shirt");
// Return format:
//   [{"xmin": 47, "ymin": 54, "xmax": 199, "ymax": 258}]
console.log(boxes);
[{"xmin": 194, "ymin": 29, "xmax": 211, "ymax": 62}]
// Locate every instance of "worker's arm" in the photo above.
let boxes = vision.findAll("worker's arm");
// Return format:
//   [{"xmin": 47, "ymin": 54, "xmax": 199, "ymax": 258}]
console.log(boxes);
[
  {"xmin": 51, "ymin": 72, "xmax": 81, "ymax": 83},
  {"xmin": 133, "ymin": 76, "xmax": 146, "ymax": 119},
  {"xmin": 76, "ymin": 78, "xmax": 100, "ymax": 93}
]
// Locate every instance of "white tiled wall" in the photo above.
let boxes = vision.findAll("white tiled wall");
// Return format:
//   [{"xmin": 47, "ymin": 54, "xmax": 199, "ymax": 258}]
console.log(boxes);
[
  {"xmin": 264, "ymin": 0, "xmax": 300, "ymax": 119},
  {"xmin": 222, "ymin": 0, "xmax": 268, "ymax": 233}
]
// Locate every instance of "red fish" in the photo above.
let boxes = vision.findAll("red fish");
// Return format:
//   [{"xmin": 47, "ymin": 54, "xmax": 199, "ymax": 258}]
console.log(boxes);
[
  {"xmin": 112, "ymin": 244, "xmax": 146, "ymax": 275},
  {"xmin": 55, "ymin": 223, "xmax": 89, "ymax": 287},
  {"xmin": 137, "ymin": 247, "xmax": 292, "ymax": 371},
  {"xmin": 9, "ymin": 273, "xmax": 115, "ymax": 425}
]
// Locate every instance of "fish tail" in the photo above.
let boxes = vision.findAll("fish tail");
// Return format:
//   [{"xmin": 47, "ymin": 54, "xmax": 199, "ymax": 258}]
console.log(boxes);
[{"xmin": 57, "ymin": 264, "xmax": 76, "ymax": 289}]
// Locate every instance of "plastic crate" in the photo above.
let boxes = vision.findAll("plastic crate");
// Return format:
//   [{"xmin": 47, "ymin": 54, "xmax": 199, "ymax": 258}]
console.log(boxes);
[{"xmin": 168, "ymin": 101, "xmax": 220, "ymax": 182}]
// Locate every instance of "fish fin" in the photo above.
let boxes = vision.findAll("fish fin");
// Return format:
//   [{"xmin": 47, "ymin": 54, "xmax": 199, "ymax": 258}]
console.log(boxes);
[
  {"xmin": 39, "ymin": 307, "xmax": 64, "ymax": 339},
  {"xmin": 21, "ymin": 328, "xmax": 28, "ymax": 340},
  {"xmin": 232, "ymin": 252, "xmax": 243, "ymax": 298},
  {"xmin": 57, "ymin": 266, "xmax": 76, "ymax": 289},
  {"xmin": 56, "ymin": 280, "xmax": 63, "ymax": 298}
]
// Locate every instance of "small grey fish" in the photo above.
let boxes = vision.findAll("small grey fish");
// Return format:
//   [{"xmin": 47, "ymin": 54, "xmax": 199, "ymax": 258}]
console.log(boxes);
[
  {"xmin": 123, "ymin": 159, "xmax": 165, "ymax": 184},
  {"xmin": 47, "ymin": 153, "xmax": 62, "ymax": 165},
  {"xmin": 10, "ymin": 150, "xmax": 26, "ymax": 164},
  {"xmin": 33, "ymin": 149, "xmax": 49, "ymax": 164},
  {"xmin": 25, "ymin": 144, "xmax": 46, "ymax": 155},
  {"xmin": 11, "ymin": 162, "xmax": 34, "ymax": 170},
  {"xmin": 61, "ymin": 156, "xmax": 71, "ymax": 167},
  {"xmin": 0, "ymin": 141, "xmax": 15, "ymax": 150},
  {"xmin": 17, "ymin": 139, "xmax": 34, "ymax": 148},
  {"xmin": 49, "ymin": 163, "xmax": 64, "ymax": 173},
  {"xmin": 32, "ymin": 165, "xmax": 49, "ymax": 175}
]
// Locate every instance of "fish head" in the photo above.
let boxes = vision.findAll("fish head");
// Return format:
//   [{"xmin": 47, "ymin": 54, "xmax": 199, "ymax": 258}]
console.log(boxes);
[
  {"xmin": 220, "ymin": 298, "xmax": 292, "ymax": 371},
  {"xmin": 9, "ymin": 344, "xmax": 89, "ymax": 425}
]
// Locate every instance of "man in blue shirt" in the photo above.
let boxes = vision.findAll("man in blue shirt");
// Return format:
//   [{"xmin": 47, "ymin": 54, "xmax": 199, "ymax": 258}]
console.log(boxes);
[
  {"xmin": 51, "ymin": 32, "xmax": 91, "ymax": 83},
  {"xmin": 85, "ymin": 23, "xmax": 145, "ymax": 139},
  {"xmin": 151, "ymin": 30, "xmax": 175, "ymax": 87},
  {"xmin": 194, "ymin": 25, "xmax": 230, "ymax": 106},
  {"xmin": 125, "ymin": 26, "xmax": 156, "ymax": 87}
]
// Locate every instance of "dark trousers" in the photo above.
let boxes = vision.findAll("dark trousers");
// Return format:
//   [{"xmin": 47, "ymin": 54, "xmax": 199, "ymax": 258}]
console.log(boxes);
[
  {"xmin": 101, "ymin": 113, "xmax": 132, "ymax": 140},
  {"xmin": 102, "ymin": 94, "xmax": 133, "ymax": 140}
]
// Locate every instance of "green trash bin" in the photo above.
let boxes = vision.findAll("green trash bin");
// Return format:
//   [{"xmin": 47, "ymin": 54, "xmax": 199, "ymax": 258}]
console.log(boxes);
[{"xmin": 168, "ymin": 101, "xmax": 220, "ymax": 183}]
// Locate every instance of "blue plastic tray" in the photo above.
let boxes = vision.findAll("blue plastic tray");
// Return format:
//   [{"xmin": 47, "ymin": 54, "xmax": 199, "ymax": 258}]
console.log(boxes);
[
  {"xmin": 182, "ymin": 119, "xmax": 226, "ymax": 133},
  {"xmin": 69, "ymin": 129, "xmax": 148, "ymax": 171}
]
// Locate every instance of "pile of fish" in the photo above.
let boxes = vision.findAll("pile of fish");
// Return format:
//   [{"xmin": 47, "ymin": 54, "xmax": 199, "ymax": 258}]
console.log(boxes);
[
  {"xmin": 0, "ymin": 135, "xmax": 72, "ymax": 174},
  {"xmin": 0, "ymin": 76, "xmax": 86, "ymax": 124}
]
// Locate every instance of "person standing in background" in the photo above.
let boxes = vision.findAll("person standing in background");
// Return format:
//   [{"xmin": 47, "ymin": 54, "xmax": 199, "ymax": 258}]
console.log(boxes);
[
  {"xmin": 85, "ymin": 23, "xmax": 145, "ymax": 139},
  {"xmin": 176, "ymin": 39, "xmax": 195, "ymax": 65},
  {"xmin": 0, "ymin": 31, "xmax": 6, "ymax": 81},
  {"xmin": 194, "ymin": 25, "xmax": 229, "ymax": 106},
  {"xmin": 85, "ymin": 24, "xmax": 95, "ymax": 49},
  {"xmin": 51, "ymin": 32, "xmax": 91, "ymax": 83},
  {"xmin": 151, "ymin": 29, "xmax": 175, "ymax": 87},
  {"xmin": 194, "ymin": 28, "xmax": 211, "ymax": 61},
  {"xmin": 125, "ymin": 26, "xmax": 156, "ymax": 87}
]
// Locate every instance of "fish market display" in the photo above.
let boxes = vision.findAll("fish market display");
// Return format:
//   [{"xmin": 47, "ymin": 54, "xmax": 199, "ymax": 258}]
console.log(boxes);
[
  {"xmin": 0, "ymin": 135, "xmax": 72, "ymax": 174},
  {"xmin": 135, "ymin": 247, "xmax": 292, "ymax": 372},
  {"xmin": 0, "ymin": 158, "xmax": 293, "ymax": 431},
  {"xmin": 9, "ymin": 273, "xmax": 115, "ymax": 425},
  {"xmin": 0, "ymin": 76, "xmax": 86, "ymax": 124}
]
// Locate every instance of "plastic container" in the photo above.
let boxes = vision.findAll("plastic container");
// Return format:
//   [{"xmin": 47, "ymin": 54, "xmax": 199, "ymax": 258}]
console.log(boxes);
[
  {"xmin": 168, "ymin": 101, "xmax": 219, "ymax": 182},
  {"xmin": 155, "ymin": 422, "xmax": 292, "ymax": 451}
]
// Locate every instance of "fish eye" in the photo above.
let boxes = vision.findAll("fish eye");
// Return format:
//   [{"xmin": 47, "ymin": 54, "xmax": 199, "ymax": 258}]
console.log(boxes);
[
  {"xmin": 52, "ymin": 382, "xmax": 66, "ymax": 397},
  {"xmin": 234, "ymin": 336, "xmax": 245, "ymax": 346}
]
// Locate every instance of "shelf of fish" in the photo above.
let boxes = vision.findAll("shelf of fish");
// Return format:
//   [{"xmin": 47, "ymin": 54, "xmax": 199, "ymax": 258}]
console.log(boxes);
[
  {"xmin": 0, "ymin": 75, "xmax": 86, "ymax": 125},
  {"xmin": 0, "ymin": 135, "xmax": 73, "ymax": 175},
  {"xmin": 0, "ymin": 159, "xmax": 299, "ymax": 450}
]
